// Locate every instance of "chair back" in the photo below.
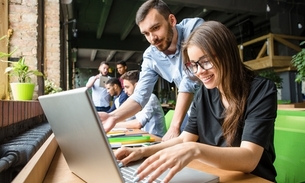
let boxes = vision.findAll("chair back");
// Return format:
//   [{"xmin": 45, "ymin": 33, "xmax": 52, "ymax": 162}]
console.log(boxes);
[{"xmin": 164, "ymin": 110, "xmax": 175, "ymax": 131}]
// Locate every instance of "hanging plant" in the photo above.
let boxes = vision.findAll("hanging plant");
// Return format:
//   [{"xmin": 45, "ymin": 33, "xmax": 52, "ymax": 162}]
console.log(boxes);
[{"xmin": 291, "ymin": 41, "xmax": 305, "ymax": 83}]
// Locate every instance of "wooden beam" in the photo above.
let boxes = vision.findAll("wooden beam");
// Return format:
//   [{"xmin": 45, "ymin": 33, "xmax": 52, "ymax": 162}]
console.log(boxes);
[
  {"xmin": 120, "ymin": 1, "xmax": 143, "ymax": 40},
  {"xmin": 106, "ymin": 50, "xmax": 116, "ymax": 62},
  {"xmin": 256, "ymin": 41, "xmax": 267, "ymax": 59},
  {"xmin": 166, "ymin": 0, "xmax": 266, "ymax": 14},
  {"xmin": 274, "ymin": 36, "xmax": 302, "ymax": 52},
  {"xmin": 122, "ymin": 51, "xmax": 135, "ymax": 61},
  {"xmin": 90, "ymin": 49, "xmax": 97, "ymax": 61},
  {"xmin": 0, "ymin": 0, "xmax": 9, "ymax": 100},
  {"xmin": 96, "ymin": 0, "xmax": 113, "ymax": 39},
  {"xmin": 74, "ymin": 36, "xmax": 149, "ymax": 51},
  {"xmin": 244, "ymin": 56, "xmax": 294, "ymax": 70}
]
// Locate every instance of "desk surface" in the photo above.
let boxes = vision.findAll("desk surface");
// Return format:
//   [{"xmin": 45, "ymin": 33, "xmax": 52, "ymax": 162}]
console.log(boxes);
[
  {"xmin": 43, "ymin": 149, "xmax": 271, "ymax": 183},
  {"xmin": 43, "ymin": 129, "xmax": 271, "ymax": 183}
]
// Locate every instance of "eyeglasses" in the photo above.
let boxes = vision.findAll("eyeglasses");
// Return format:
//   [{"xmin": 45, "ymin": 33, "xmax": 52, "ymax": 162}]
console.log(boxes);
[{"xmin": 185, "ymin": 56, "xmax": 213, "ymax": 74}]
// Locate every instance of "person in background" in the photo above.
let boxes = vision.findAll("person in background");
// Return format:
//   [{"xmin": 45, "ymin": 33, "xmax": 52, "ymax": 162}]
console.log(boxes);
[
  {"xmin": 116, "ymin": 60, "xmax": 128, "ymax": 87},
  {"xmin": 105, "ymin": 78, "xmax": 128, "ymax": 113},
  {"xmin": 99, "ymin": 0, "xmax": 204, "ymax": 141},
  {"xmin": 114, "ymin": 21, "xmax": 277, "ymax": 182},
  {"xmin": 85, "ymin": 61, "xmax": 111, "ymax": 112},
  {"xmin": 115, "ymin": 70, "xmax": 166, "ymax": 137}
]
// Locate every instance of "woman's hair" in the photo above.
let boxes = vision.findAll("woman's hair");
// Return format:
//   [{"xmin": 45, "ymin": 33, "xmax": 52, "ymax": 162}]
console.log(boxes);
[
  {"xmin": 135, "ymin": 0, "xmax": 172, "ymax": 25},
  {"xmin": 120, "ymin": 70, "xmax": 140, "ymax": 85},
  {"xmin": 182, "ymin": 21, "xmax": 255, "ymax": 146}
]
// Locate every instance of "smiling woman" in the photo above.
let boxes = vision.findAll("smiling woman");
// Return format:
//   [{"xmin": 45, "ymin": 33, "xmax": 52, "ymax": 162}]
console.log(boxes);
[{"xmin": 114, "ymin": 20, "xmax": 278, "ymax": 183}]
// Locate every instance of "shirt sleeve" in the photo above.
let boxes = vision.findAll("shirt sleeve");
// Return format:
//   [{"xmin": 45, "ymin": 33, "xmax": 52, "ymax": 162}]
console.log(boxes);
[
  {"xmin": 242, "ymin": 78, "xmax": 277, "ymax": 148},
  {"xmin": 119, "ymin": 91, "xmax": 129, "ymax": 106},
  {"xmin": 106, "ymin": 104, "xmax": 116, "ymax": 113},
  {"xmin": 135, "ymin": 95, "xmax": 157, "ymax": 126},
  {"xmin": 129, "ymin": 54, "xmax": 159, "ymax": 108},
  {"xmin": 178, "ymin": 75, "xmax": 201, "ymax": 93}
]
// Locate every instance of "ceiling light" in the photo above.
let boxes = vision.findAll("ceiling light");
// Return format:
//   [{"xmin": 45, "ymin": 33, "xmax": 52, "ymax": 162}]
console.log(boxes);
[
  {"xmin": 298, "ymin": 23, "xmax": 303, "ymax": 29},
  {"xmin": 266, "ymin": 4, "xmax": 270, "ymax": 12}
]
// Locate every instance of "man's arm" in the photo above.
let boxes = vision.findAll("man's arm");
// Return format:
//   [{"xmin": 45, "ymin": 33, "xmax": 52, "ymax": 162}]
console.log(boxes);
[
  {"xmin": 109, "ymin": 98, "xmax": 142, "ymax": 122},
  {"xmin": 115, "ymin": 119, "xmax": 142, "ymax": 129},
  {"xmin": 86, "ymin": 75, "xmax": 99, "ymax": 88},
  {"xmin": 162, "ymin": 92, "xmax": 193, "ymax": 141}
]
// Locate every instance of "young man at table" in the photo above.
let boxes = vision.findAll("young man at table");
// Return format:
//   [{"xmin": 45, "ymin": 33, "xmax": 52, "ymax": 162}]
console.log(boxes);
[
  {"xmin": 115, "ymin": 21, "xmax": 277, "ymax": 183},
  {"xmin": 105, "ymin": 78, "xmax": 128, "ymax": 113},
  {"xmin": 115, "ymin": 70, "xmax": 166, "ymax": 138},
  {"xmin": 98, "ymin": 0, "xmax": 204, "ymax": 141}
]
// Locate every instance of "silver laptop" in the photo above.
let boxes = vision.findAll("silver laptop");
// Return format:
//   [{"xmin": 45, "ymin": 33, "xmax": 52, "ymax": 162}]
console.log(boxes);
[{"xmin": 38, "ymin": 87, "xmax": 219, "ymax": 183}]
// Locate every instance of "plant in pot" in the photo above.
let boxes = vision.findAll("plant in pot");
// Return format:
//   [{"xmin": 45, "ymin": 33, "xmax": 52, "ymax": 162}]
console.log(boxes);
[{"xmin": 1, "ymin": 33, "xmax": 44, "ymax": 100}]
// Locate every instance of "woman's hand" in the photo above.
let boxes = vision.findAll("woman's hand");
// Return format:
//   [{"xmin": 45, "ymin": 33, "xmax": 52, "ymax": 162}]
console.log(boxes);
[
  {"xmin": 134, "ymin": 142, "xmax": 197, "ymax": 183},
  {"xmin": 114, "ymin": 146, "xmax": 144, "ymax": 166}
]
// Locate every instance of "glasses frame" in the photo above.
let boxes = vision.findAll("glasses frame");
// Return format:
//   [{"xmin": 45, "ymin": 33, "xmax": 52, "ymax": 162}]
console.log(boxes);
[{"xmin": 185, "ymin": 55, "xmax": 213, "ymax": 74}]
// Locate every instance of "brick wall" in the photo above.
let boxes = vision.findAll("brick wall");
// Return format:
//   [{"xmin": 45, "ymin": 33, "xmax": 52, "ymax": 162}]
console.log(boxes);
[
  {"xmin": 8, "ymin": 0, "xmax": 60, "ymax": 100},
  {"xmin": 44, "ymin": 0, "xmax": 61, "ymax": 89}
]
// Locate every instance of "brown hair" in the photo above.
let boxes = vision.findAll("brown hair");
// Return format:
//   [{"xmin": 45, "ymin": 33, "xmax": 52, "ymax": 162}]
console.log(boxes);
[
  {"xmin": 182, "ymin": 21, "xmax": 255, "ymax": 146},
  {"xmin": 135, "ymin": 0, "xmax": 172, "ymax": 25},
  {"xmin": 120, "ymin": 70, "xmax": 140, "ymax": 85}
]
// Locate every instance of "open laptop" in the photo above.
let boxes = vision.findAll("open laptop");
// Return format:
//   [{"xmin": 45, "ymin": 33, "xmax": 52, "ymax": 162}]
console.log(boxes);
[{"xmin": 38, "ymin": 87, "xmax": 219, "ymax": 183}]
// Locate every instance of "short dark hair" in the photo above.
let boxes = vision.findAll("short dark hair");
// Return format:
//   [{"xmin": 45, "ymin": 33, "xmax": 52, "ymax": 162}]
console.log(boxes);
[
  {"xmin": 135, "ymin": 0, "xmax": 172, "ymax": 25},
  {"xmin": 106, "ymin": 78, "xmax": 122, "ymax": 88},
  {"xmin": 100, "ymin": 61, "xmax": 109, "ymax": 66},
  {"xmin": 120, "ymin": 70, "xmax": 139, "ymax": 84},
  {"xmin": 116, "ymin": 60, "xmax": 127, "ymax": 67}
]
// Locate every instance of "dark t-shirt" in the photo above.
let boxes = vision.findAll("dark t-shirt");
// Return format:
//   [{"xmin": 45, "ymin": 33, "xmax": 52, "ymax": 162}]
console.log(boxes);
[{"xmin": 184, "ymin": 76, "xmax": 277, "ymax": 182}]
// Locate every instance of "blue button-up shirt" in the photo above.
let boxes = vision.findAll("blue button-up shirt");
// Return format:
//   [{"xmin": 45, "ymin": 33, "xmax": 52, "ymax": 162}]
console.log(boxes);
[{"xmin": 130, "ymin": 17, "xmax": 204, "ymax": 108}]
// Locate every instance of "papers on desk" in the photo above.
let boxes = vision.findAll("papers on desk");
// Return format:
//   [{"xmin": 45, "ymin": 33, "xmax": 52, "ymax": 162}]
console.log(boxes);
[
  {"xmin": 107, "ymin": 128, "xmax": 128, "ymax": 134},
  {"xmin": 107, "ymin": 132, "xmax": 157, "ymax": 148}
]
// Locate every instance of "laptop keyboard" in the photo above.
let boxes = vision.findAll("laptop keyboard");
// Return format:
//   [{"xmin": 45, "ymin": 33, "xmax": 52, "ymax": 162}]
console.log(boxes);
[{"xmin": 120, "ymin": 166, "xmax": 162, "ymax": 183}]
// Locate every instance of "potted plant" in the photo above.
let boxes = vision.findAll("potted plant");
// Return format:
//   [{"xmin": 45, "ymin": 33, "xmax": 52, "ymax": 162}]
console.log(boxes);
[
  {"xmin": 259, "ymin": 69, "xmax": 283, "ymax": 89},
  {"xmin": 1, "ymin": 32, "xmax": 44, "ymax": 100},
  {"xmin": 291, "ymin": 41, "xmax": 305, "ymax": 83}
]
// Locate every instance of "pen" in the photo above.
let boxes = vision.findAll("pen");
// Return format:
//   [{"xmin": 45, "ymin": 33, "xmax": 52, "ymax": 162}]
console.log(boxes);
[{"xmin": 107, "ymin": 134, "xmax": 143, "ymax": 138}]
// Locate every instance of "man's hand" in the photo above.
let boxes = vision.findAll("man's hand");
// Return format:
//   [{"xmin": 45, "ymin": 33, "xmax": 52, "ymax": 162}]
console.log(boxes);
[
  {"xmin": 98, "ymin": 112, "xmax": 117, "ymax": 132},
  {"xmin": 162, "ymin": 127, "xmax": 180, "ymax": 141}
]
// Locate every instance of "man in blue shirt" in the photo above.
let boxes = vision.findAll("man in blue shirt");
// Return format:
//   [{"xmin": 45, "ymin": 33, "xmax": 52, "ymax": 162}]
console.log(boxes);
[
  {"xmin": 115, "ymin": 70, "xmax": 166, "ymax": 138},
  {"xmin": 105, "ymin": 78, "xmax": 128, "ymax": 113},
  {"xmin": 99, "ymin": 0, "xmax": 203, "ymax": 141}
]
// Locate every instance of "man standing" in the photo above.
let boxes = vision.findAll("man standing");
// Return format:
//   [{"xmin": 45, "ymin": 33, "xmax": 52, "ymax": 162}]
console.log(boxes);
[
  {"xmin": 116, "ymin": 60, "xmax": 128, "ymax": 87},
  {"xmin": 115, "ymin": 70, "xmax": 166, "ymax": 137},
  {"xmin": 86, "ymin": 61, "xmax": 111, "ymax": 112},
  {"xmin": 99, "ymin": 0, "xmax": 203, "ymax": 141}
]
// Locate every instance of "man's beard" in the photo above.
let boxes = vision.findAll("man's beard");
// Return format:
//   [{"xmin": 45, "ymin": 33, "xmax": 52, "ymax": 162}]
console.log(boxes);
[{"xmin": 155, "ymin": 24, "xmax": 173, "ymax": 51}]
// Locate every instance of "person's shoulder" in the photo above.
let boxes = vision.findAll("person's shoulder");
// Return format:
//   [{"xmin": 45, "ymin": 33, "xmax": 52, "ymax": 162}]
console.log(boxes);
[
  {"xmin": 252, "ymin": 76, "xmax": 276, "ymax": 89},
  {"xmin": 177, "ymin": 17, "xmax": 204, "ymax": 37},
  {"xmin": 248, "ymin": 76, "xmax": 277, "ymax": 99},
  {"xmin": 150, "ymin": 93, "xmax": 159, "ymax": 100},
  {"xmin": 178, "ymin": 17, "xmax": 204, "ymax": 26}
]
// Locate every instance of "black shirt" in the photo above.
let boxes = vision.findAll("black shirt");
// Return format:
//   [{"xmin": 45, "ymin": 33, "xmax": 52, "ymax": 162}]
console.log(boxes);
[{"xmin": 184, "ymin": 76, "xmax": 277, "ymax": 182}]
